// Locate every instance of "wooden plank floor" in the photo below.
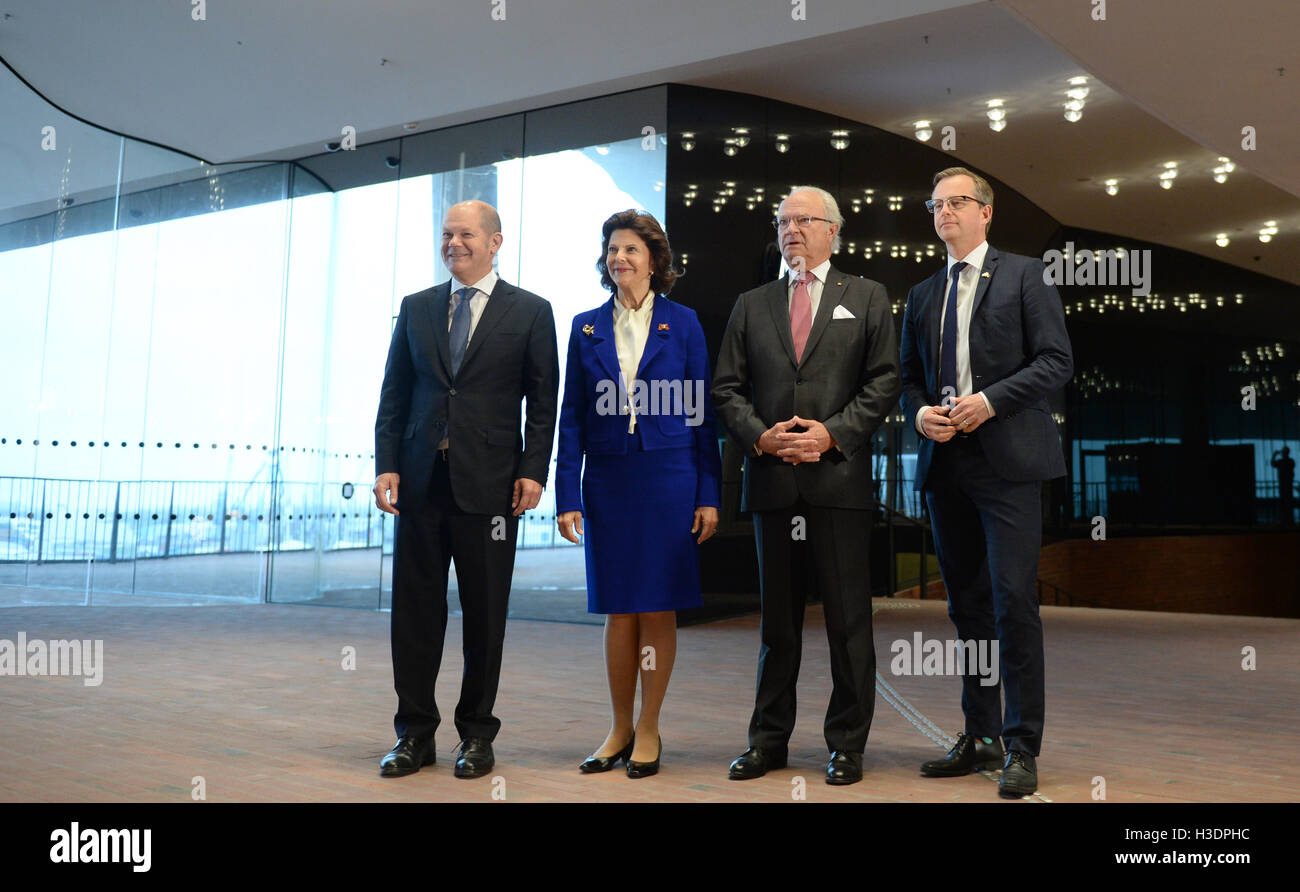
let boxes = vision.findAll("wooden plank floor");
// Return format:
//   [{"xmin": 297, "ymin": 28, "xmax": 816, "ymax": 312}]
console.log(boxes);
[{"xmin": 0, "ymin": 599, "xmax": 1296, "ymax": 803}]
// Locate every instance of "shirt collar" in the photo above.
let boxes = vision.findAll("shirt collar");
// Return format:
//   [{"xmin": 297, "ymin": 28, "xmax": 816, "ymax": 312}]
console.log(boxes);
[
  {"xmin": 451, "ymin": 269, "xmax": 498, "ymax": 298},
  {"xmin": 947, "ymin": 241, "xmax": 988, "ymax": 278},
  {"xmin": 787, "ymin": 258, "xmax": 831, "ymax": 286}
]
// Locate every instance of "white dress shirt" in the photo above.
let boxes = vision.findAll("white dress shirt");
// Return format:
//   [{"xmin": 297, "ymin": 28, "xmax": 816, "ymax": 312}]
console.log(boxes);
[
  {"xmin": 915, "ymin": 241, "xmax": 996, "ymax": 437},
  {"xmin": 439, "ymin": 269, "xmax": 498, "ymax": 449},
  {"xmin": 786, "ymin": 258, "xmax": 831, "ymax": 320},
  {"xmin": 612, "ymin": 291, "xmax": 655, "ymax": 434}
]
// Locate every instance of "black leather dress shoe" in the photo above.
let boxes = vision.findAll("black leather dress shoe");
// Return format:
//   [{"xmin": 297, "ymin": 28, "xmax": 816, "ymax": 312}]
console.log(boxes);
[
  {"xmin": 626, "ymin": 735, "xmax": 661, "ymax": 779},
  {"xmin": 998, "ymin": 750, "xmax": 1038, "ymax": 797},
  {"xmin": 826, "ymin": 751, "xmax": 863, "ymax": 785},
  {"xmin": 579, "ymin": 733, "xmax": 635, "ymax": 773},
  {"xmin": 453, "ymin": 737, "xmax": 495, "ymax": 779},
  {"xmin": 920, "ymin": 732, "xmax": 1005, "ymax": 777},
  {"xmin": 379, "ymin": 736, "xmax": 435, "ymax": 778},
  {"xmin": 728, "ymin": 746, "xmax": 787, "ymax": 780}
]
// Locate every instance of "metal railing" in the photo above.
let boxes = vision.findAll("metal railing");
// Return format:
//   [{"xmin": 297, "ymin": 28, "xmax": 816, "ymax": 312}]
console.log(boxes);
[{"xmin": 0, "ymin": 475, "xmax": 575, "ymax": 563}]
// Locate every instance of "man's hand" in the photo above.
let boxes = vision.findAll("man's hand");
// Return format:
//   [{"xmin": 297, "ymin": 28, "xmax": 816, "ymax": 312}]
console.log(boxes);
[
  {"xmin": 784, "ymin": 415, "xmax": 834, "ymax": 462},
  {"xmin": 512, "ymin": 478, "xmax": 543, "ymax": 516},
  {"xmin": 765, "ymin": 415, "xmax": 834, "ymax": 464},
  {"xmin": 756, "ymin": 418, "xmax": 799, "ymax": 458},
  {"xmin": 691, "ymin": 506, "xmax": 719, "ymax": 543},
  {"xmin": 557, "ymin": 510, "xmax": 583, "ymax": 544},
  {"xmin": 947, "ymin": 394, "xmax": 991, "ymax": 434},
  {"xmin": 921, "ymin": 405, "xmax": 957, "ymax": 442},
  {"xmin": 374, "ymin": 473, "xmax": 401, "ymax": 515}
]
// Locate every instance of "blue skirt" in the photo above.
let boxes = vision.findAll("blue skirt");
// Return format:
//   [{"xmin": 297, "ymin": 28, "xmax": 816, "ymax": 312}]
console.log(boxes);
[{"xmin": 580, "ymin": 437, "xmax": 704, "ymax": 614}]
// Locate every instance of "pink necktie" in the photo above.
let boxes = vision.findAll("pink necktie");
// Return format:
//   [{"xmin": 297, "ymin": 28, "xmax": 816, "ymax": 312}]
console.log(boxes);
[{"xmin": 790, "ymin": 272, "xmax": 812, "ymax": 362}]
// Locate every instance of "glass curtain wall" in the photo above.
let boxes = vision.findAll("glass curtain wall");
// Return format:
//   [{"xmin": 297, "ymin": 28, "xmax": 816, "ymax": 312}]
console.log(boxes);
[{"xmin": 0, "ymin": 65, "xmax": 665, "ymax": 611}]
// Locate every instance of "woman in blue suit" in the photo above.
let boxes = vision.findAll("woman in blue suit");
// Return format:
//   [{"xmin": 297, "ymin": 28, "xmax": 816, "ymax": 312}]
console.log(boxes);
[{"xmin": 556, "ymin": 209, "xmax": 722, "ymax": 778}]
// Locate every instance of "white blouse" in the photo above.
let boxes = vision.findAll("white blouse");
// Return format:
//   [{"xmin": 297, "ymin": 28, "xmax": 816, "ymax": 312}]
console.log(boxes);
[{"xmin": 611, "ymin": 292, "xmax": 655, "ymax": 433}]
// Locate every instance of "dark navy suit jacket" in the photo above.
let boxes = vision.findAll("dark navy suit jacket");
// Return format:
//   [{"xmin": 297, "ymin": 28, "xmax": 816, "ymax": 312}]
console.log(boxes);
[
  {"xmin": 899, "ymin": 246, "xmax": 1073, "ymax": 490},
  {"xmin": 555, "ymin": 295, "xmax": 722, "ymax": 515},
  {"xmin": 374, "ymin": 279, "xmax": 559, "ymax": 514}
]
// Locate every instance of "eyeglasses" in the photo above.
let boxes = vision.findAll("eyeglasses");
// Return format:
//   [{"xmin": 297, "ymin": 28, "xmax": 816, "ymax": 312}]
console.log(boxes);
[
  {"xmin": 772, "ymin": 214, "xmax": 833, "ymax": 231},
  {"xmin": 924, "ymin": 195, "xmax": 985, "ymax": 214}
]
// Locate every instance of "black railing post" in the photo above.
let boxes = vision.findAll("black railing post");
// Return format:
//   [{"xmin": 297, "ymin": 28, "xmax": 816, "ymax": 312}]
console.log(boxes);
[
  {"xmin": 919, "ymin": 515, "xmax": 928, "ymax": 600},
  {"xmin": 108, "ymin": 482, "xmax": 121, "ymax": 563},
  {"xmin": 35, "ymin": 480, "xmax": 47, "ymax": 565},
  {"xmin": 163, "ymin": 482, "xmax": 175, "ymax": 558},
  {"xmin": 217, "ymin": 483, "xmax": 228, "ymax": 554}
]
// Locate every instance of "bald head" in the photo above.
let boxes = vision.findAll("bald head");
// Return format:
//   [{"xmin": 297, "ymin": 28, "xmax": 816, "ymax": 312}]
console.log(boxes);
[
  {"xmin": 442, "ymin": 200, "xmax": 504, "ymax": 283},
  {"xmin": 452, "ymin": 199, "xmax": 501, "ymax": 236}
]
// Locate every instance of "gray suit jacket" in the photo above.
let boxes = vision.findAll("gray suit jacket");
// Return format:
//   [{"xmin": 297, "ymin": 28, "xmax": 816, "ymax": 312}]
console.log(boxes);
[{"xmin": 712, "ymin": 266, "xmax": 902, "ymax": 512}]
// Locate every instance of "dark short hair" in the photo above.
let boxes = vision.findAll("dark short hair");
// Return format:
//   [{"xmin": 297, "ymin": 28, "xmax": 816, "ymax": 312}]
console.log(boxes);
[{"xmin": 596, "ymin": 209, "xmax": 679, "ymax": 296}]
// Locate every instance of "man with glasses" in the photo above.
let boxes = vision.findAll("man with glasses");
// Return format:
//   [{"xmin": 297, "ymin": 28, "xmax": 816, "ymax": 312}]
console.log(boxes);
[
  {"xmin": 714, "ymin": 186, "xmax": 901, "ymax": 785},
  {"xmin": 899, "ymin": 167, "xmax": 1073, "ymax": 797}
]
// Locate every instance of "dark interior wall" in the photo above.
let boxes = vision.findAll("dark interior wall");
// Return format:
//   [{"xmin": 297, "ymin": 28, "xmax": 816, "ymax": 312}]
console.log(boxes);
[{"xmin": 662, "ymin": 83, "xmax": 1063, "ymax": 367}]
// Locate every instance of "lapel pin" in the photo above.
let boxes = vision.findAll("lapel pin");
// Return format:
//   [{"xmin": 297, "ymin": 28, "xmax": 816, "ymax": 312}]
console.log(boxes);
[
  {"xmin": 981, "ymin": 271, "xmax": 991, "ymax": 278},
  {"xmin": 836, "ymin": 281, "xmax": 843, "ymax": 286},
  {"xmin": 582, "ymin": 324, "xmax": 594, "ymax": 336},
  {"xmin": 658, "ymin": 323, "xmax": 670, "ymax": 331}
]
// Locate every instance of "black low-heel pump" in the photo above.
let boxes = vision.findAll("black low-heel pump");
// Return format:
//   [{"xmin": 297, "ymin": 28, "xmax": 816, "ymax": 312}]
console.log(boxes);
[
  {"xmin": 579, "ymin": 733, "xmax": 635, "ymax": 773},
  {"xmin": 626, "ymin": 735, "xmax": 661, "ymax": 779}
]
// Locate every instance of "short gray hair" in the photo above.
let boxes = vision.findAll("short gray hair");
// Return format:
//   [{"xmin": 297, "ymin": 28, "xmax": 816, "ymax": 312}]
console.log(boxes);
[{"xmin": 783, "ymin": 185, "xmax": 843, "ymax": 252}]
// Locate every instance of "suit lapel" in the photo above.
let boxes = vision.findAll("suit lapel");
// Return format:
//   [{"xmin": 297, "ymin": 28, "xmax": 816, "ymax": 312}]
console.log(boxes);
[
  {"xmin": 925, "ymin": 266, "xmax": 946, "ymax": 369},
  {"xmin": 764, "ymin": 275, "xmax": 798, "ymax": 369},
  {"xmin": 635, "ymin": 296, "xmax": 671, "ymax": 378},
  {"xmin": 590, "ymin": 297, "xmax": 621, "ymax": 384},
  {"xmin": 969, "ymin": 246, "xmax": 999, "ymax": 317},
  {"xmin": 458, "ymin": 278, "xmax": 516, "ymax": 371},
  {"xmin": 426, "ymin": 281, "xmax": 453, "ymax": 378},
  {"xmin": 799, "ymin": 267, "xmax": 847, "ymax": 365}
]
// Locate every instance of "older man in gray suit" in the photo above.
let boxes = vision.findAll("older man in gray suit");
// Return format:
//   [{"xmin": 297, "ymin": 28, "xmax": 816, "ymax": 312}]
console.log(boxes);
[{"xmin": 713, "ymin": 186, "xmax": 901, "ymax": 785}]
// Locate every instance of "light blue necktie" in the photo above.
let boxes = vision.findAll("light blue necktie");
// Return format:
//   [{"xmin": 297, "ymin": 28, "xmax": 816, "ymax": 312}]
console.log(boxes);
[{"xmin": 449, "ymin": 287, "xmax": 474, "ymax": 377}]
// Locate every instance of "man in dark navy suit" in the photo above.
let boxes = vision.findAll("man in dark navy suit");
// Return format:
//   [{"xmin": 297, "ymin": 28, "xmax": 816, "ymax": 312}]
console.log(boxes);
[
  {"xmin": 899, "ymin": 167, "xmax": 1072, "ymax": 797},
  {"xmin": 373, "ymin": 200, "xmax": 558, "ymax": 779}
]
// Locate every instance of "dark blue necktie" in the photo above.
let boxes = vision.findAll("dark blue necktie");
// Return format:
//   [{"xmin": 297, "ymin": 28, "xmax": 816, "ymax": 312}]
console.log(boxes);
[
  {"xmin": 938, "ymin": 260, "xmax": 967, "ymax": 408},
  {"xmin": 449, "ymin": 286, "xmax": 474, "ymax": 377}
]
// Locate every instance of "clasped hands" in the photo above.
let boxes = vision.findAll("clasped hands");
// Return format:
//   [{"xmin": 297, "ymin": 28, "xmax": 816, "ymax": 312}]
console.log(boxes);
[
  {"xmin": 757, "ymin": 415, "xmax": 836, "ymax": 464},
  {"xmin": 920, "ymin": 395, "xmax": 991, "ymax": 443}
]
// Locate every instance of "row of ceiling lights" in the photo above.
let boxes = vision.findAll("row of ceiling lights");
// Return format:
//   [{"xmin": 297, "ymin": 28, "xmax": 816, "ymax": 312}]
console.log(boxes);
[
  {"xmin": 1100, "ymin": 158, "xmax": 1237, "ymax": 196},
  {"xmin": 683, "ymin": 183, "xmax": 908, "ymax": 212},
  {"xmin": 684, "ymin": 183, "xmax": 1285, "ymax": 249},
  {"xmin": 1065, "ymin": 292, "xmax": 1245, "ymax": 316},
  {"xmin": 914, "ymin": 75, "xmax": 1093, "ymax": 139},
  {"xmin": 680, "ymin": 127, "xmax": 858, "ymax": 153}
]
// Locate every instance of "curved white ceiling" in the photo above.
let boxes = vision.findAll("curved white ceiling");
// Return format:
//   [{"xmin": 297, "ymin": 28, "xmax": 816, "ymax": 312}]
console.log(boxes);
[{"xmin": 0, "ymin": 0, "xmax": 1296, "ymax": 284}]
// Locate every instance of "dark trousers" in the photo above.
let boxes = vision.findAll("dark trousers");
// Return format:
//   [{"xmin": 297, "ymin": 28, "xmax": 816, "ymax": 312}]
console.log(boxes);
[
  {"xmin": 924, "ymin": 434, "xmax": 1045, "ymax": 756},
  {"xmin": 390, "ymin": 453, "xmax": 519, "ymax": 742},
  {"xmin": 749, "ymin": 502, "xmax": 876, "ymax": 753}
]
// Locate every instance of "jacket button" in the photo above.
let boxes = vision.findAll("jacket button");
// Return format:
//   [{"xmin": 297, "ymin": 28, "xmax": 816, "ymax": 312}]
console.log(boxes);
[
  {"xmin": 449, "ymin": 388, "xmax": 457, "ymax": 396},
  {"xmin": 796, "ymin": 378, "xmax": 804, "ymax": 385}
]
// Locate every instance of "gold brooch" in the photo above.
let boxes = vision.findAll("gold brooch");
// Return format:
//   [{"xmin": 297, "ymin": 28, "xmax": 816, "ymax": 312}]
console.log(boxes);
[
  {"xmin": 658, "ymin": 323, "xmax": 670, "ymax": 331},
  {"xmin": 582, "ymin": 324, "xmax": 594, "ymax": 336}
]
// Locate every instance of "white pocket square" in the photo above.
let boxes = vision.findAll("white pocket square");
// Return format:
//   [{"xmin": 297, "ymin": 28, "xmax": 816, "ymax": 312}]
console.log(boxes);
[{"xmin": 832, "ymin": 305, "xmax": 855, "ymax": 320}]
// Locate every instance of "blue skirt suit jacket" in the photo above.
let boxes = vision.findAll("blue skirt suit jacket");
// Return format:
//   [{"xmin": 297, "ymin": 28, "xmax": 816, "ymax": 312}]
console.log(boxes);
[{"xmin": 555, "ymin": 294, "xmax": 723, "ymax": 613}]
